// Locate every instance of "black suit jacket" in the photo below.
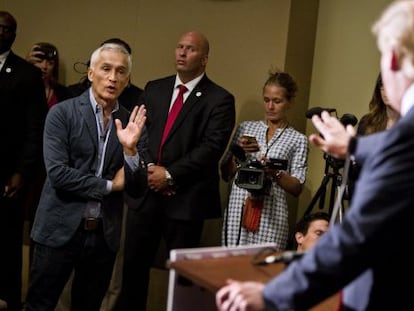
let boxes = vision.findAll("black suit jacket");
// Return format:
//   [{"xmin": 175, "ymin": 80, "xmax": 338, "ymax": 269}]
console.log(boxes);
[
  {"xmin": 0, "ymin": 51, "xmax": 47, "ymax": 189},
  {"xmin": 134, "ymin": 74, "xmax": 235, "ymax": 220}
]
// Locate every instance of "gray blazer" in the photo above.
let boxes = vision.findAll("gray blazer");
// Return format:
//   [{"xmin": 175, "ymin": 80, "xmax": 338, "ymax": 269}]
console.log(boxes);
[{"xmin": 31, "ymin": 90, "xmax": 146, "ymax": 252}]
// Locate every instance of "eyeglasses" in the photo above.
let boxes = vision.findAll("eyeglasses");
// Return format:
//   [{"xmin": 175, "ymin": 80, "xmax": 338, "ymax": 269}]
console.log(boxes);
[{"xmin": 0, "ymin": 24, "xmax": 15, "ymax": 34}]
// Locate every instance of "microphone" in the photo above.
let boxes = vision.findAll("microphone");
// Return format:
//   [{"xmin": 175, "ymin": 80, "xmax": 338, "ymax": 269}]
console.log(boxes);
[
  {"xmin": 339, "ymin": 113, "xmax": 358, "ymax": 126},
  {"xmin": 305, "ymin": 107, "xmax": 337, "ymax": 119},
  {"xmin": 230, "ymin": 143, "xmax": 247, "ymax": 162},
  {"xmin": 254, "ymin": 250, "xmax": 305, "ymax": 266}
]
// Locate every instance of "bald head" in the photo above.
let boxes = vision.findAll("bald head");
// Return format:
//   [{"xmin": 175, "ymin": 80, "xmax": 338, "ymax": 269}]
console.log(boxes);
[
  {"xmin": 175, "ymin": 31, "xmax": 210, "ymax": 82},
  {"xmin": 183, "ymin": 31, "xmax": 209, "ymax": 55}
]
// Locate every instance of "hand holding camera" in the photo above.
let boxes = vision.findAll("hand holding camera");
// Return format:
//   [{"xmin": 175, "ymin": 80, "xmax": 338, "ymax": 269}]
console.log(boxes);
[
  {"xmin": 27, "ymin": 45, "xmax": 57, "ymax": 64},
  {"xmin": 231, "ymin": 144, "xmax": 288, "ymax": 197},
  {"xmin": 262, "ymin": 158, "xmax": 287, "ymax": 180}
]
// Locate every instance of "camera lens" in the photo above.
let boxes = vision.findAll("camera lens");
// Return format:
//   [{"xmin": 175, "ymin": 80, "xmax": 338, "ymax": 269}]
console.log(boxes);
[{"xmin": 248, "ymin": 175, "xmax": 258, "ymax": 184}]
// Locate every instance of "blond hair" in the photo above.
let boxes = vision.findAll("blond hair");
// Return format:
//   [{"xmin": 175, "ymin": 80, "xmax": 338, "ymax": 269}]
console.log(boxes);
[{"xmin": 372, "ymin": 0, "xmax": 414, "ymax": 78}]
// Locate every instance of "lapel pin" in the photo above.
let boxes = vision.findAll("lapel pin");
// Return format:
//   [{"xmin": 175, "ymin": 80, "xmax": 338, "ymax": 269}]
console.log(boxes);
[
  {"xmin": 196, "ymin": 91, "xmax": 202, "ymax": 97},
  {"xmin": 6, "ymin": 67, "xmax": 11, "ymax": 73}
]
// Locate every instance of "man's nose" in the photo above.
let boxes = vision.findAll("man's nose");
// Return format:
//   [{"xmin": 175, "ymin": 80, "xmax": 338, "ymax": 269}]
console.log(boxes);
[
  {"xmin": 108, "ymin": 70, "xmax": 117, "ymax": 81},
  {"xmin": 178, "ymin": 48, "xmax": 187, "ymax": 56}
]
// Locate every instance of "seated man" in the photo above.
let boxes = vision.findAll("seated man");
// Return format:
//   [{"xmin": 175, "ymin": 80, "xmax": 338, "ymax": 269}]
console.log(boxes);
[{"xmin": 292, "ymin": 212, "xmax": 330, "ymax": 252}]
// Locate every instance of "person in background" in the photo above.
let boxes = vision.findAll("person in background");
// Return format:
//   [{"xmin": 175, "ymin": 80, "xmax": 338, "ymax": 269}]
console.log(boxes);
[
  {"xmin": 357, "ymin": 73, "xmax": 399, "ymax": 135},
  {"xmin": 56, "ymin": 38, "xmax": 146, "ymax": 311},
  {"xmin": 343, "ymin": 73, "xmax": 400, "ymax": 310},
  {"xmin": 292, "ymin": 211, "xmax": 329, "ymax": 252},
  {"xmin": 114, "ymin": 31, "xmax": 235, "ymax": 311},
  {"xmin": 220, "ymin": 70, "xmax": 308, "ymax": 248},
  {"xmin": 26, "ymin": 42, "xmax": 72, "ymax": 109},
  {"xmin": 25, "ymin": 42, "xmax": 73, "ymax": 264},
  {"xmin": 216, "ymin": 1, "xmax": 414, "ymax": 310},
  {"xmin": 24, "ymin": 43, "xmax": 147, "ymax": 311},
  {"xmin": 0, "ymin": 11, "xmax": 47, "ymax": 311},
  {"xmin": 68, "ymin": 37, "xmax": 143, "ymax": 111},
  {"xmin": 347, "ymin": 73, "xmax": 400, "ymax": 201}
]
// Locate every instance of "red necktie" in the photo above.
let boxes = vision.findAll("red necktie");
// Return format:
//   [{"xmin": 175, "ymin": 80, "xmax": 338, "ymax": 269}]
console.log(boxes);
[{"xmin": 158, "ymin": 84, "xmax": 188, "ymax": 163}]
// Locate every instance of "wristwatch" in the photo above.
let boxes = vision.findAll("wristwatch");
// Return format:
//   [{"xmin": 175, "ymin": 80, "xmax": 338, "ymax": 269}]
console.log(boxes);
[{"xmin": 165, "ymin": 169, "xmax": 175, "ymax": 186}]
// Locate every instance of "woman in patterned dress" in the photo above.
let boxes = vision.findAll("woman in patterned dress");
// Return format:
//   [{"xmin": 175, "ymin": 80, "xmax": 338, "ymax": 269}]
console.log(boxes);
[{"xmin": 220, "ymin": 70, "xmax": 309, "ymax": 248}]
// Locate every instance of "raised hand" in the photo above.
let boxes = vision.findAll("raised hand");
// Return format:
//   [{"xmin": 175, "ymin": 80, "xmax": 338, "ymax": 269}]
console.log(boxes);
[
  {"xmin": 309, "ymin": 111, "xmax": 355, "ymax": 159},
  {"xmin": 115, "ymin": 105, "xmax": 147, "ymax": 156}
]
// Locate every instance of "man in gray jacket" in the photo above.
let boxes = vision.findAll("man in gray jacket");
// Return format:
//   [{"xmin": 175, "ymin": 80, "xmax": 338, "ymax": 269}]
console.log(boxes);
[{"xmin": 25, "ymin": 42, "xmax": 147, "ymax": 311}]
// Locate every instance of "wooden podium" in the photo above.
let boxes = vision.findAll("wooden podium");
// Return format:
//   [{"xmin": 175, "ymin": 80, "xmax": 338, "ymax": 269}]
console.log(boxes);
[{"xmin": 167, "ymin": 244, "xmax": 339, "ymax": 311}]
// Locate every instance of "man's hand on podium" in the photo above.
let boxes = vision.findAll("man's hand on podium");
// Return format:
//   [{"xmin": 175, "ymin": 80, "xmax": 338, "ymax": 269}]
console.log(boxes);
[{"xmin": 216, "ymin": 279, "xmax": 266, "ymax": 311}]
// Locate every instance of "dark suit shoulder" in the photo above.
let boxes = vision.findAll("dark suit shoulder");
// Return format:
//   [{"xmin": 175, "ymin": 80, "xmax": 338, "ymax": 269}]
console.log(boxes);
[
  {"xmin": 197, "ymin": 74, "xmax": 234, "ymax": 97},
  {"xmin": 126, "ymin": 83, "xmax": 143, "ymax": 94},
  {"xmin": 50, "ymin": 90, "xmax": 88, "ymax": 111},
  {"xmin": 6, "ymin": 51, "xmax": 43, "ymax": 79},
  {"xmin": 67, "ymin": 77, "xmax": 90, "ymax": 98},
  {"xmin": 143, "ymin": 74, "xmax": 234, "ymax": 97},
  {"xmin": 119, "ymin": 83, "xmax": 143, "ymax": 111},
  {"xmin": 53, "ymin": 83, "xmax": 73, "ymax": 102},
  {"xmin": 144, "ymin": 75, "xmax": 175, "ymax": 87}
]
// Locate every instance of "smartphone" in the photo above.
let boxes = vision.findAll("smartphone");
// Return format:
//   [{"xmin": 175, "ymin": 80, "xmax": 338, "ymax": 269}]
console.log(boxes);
[{"xmin": 241, "ymin": 134, "xmax": 257, "ymax": 144}]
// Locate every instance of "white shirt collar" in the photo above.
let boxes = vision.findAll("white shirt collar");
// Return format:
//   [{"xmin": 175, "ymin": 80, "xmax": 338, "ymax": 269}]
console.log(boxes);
[
  {"xmin": 0, "ymin": 50, "xmax": 10, "ymax": 72},
  {"xmin": 401, "ymin": 83, "xmax": 414, "ymax": 116},
  {"xmin": 88, "ymin": 88, "xmax": 120, "ymax": 112},
  {"xmin": 174, "ymin": 73, "xmax": 204, "ymax": 93}
]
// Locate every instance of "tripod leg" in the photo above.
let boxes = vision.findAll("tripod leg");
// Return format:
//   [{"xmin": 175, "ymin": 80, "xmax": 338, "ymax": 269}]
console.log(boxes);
[
  {"xmin": 304, "ymin": 174, "xmax": 331, "ymax": 216},
  {"xmin": 328, "ymin": 174, "xmax": 337, "ymax": 216},
  {"xmin": 329, "ymin": 172, "xmax": 349, "ymax": 223},
  {"xmin": 330, "ymin": 184, "xmax": 344, "ymax": 223}
]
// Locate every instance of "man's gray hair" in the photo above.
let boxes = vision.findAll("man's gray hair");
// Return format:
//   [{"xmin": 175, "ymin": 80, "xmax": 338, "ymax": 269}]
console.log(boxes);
[{"xmin": 89, "ymin": 43, "xmax": 132, "ymax": 74}]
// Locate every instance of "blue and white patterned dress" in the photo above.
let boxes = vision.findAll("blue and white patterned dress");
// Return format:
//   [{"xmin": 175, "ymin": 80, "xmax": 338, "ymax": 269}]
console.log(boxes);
[{"xmin": 221, "ymin": 120, "xmax": 308, "ymax": 249}]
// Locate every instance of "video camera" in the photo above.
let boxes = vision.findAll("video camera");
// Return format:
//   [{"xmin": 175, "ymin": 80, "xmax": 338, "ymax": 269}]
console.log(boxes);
[
  {"xmin": 33, "ymin": 46, "xmax": 57, "ymax": 61},
  {"xmin": 305, "ymin": 107, "xmax": 358, "ymax": 127},
  {"xmin": 231, "ymin": 144, "xmax": 288, "ymax": 197},
  {"xmin": 306, "ymin": 107, "xmax": 358, "ymax": 170}
]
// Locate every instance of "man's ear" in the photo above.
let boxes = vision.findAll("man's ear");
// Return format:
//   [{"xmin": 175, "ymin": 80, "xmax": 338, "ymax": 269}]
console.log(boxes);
[
  {"xmin": 201, "ymin": 54, "xmax": 208, "ymax": 67},
  {"xmin": 391, "ymin": 50, "xmax": 400, "ymax": 71},
  {"xmin": 87, "ymin": 67, "xmax": 94, "ymax": 83},
  {"xmin": 295, "ymin": 232, "xmax": 304, "ymax": 245}
]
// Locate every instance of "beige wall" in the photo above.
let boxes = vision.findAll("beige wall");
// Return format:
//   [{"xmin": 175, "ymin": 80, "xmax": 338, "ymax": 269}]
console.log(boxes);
[
  {"xmin": 0, "ymin": 0, "xmax": 392, "ymax": 244},
  {"xmin": 1, "ymin": 0, "xmax": 292, "ymax": 106},
  {"xmin": 299, "ymin": 0, "xmax": 392, "ymax": 218}
]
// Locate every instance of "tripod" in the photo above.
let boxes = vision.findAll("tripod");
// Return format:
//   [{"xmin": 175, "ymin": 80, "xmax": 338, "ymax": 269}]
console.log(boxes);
[{"xmin": 304, "ymin": 153, "xmax": 346, "ymax": 218}]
